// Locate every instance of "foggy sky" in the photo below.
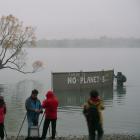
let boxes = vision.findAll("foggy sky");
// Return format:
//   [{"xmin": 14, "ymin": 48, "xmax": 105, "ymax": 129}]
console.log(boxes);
[{"xmin": 0, "ymin": 0, "xmax": 140, "ymax": 39}]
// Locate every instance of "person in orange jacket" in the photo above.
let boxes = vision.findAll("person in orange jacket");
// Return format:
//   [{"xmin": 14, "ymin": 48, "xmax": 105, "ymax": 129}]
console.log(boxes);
[
  {"xmin": 41, "ymin": 90, "xmax": 59, "ymax": 140},
  {"xmin": 0, "ymin": 96, "xmax": 6, "ymax": 140},
  {"xmin": 83, "ymin": 90, "xmax": 105, "ymax": 140}
]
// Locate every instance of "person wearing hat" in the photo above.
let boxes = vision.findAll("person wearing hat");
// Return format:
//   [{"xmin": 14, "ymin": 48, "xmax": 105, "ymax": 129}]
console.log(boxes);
[
  {"xmin": 83, "ymin": 90, "xmax": 105, "ymax": 140},
  {"xmin": 0, "ymin": 96, "xmax": 6, "ymax": 140},
  {"xmin": 41, "ymin": 90, "xmax": 59, "ymax": 140},
  {"xmin": 25, "ymin": 89, "xmax": 42, "ymax": 136}
]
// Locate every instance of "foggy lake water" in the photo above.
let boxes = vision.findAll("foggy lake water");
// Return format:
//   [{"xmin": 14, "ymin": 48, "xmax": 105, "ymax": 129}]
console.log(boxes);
[{"xmin": 0, "ymin": 48, "xmax": 140, "ymax": 136}]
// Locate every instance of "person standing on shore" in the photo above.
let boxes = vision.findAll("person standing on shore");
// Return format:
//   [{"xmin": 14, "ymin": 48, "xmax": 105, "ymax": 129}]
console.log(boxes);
[
  {"xmin": 0, "ymin": 96, "xmax": 6, "ymax": 140},
  {"xmin": 41, "ymin": 90, "xmax": 59, "ymax": 140},
  {"xmin": 25, "ymin": 89, "xmax": 42, "ymax": 137},
  {"xmin": 83, "ymin": 90, "xmax": 105, "ymax": 140}
]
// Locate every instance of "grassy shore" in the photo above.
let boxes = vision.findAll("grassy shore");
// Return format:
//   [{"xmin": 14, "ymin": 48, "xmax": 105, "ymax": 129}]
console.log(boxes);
[{"xmin": 5, "ymin": 134, "xmax": 140, "ymax": 140}]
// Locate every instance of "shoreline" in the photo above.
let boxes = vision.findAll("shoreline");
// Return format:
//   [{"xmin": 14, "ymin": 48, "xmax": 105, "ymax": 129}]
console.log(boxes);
[{"xmin": 5, "ymin": 134, "xmax": 140, "ymax": 140}]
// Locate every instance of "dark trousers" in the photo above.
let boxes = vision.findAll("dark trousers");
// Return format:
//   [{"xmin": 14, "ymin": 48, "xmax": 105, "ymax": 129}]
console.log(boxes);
[
  {"xmin": 0, "ymin": 123, "xmax": 4, "ymax": 139},
  {"xmin": 87, "ymin": 121, "xmax": 104, "ymax": 140},
  {"xmin": 41, "ymin": 118, "xmax": 57, "ymax": 139}
]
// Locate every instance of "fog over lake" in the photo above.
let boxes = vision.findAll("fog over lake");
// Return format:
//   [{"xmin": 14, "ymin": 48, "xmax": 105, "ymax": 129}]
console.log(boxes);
[{"xmin": 0, "ymin": 48, "xmax": 140, "ymax": 136}]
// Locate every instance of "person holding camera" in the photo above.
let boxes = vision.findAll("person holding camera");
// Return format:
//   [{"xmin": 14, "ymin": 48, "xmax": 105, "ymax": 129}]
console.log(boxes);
[{"xmin": 25, "ymin": 89, "xmax": 42, "ymax": 137}]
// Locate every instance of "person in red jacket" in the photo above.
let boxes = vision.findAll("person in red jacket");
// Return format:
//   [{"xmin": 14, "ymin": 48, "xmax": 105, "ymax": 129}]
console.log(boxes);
[
  {"xmin": 0, "ymin": 96, "xmax": 6, "ymax": 140},
  {"xmin": 41, "ymin": 90, "xmax": 59, "ymax": 140}
]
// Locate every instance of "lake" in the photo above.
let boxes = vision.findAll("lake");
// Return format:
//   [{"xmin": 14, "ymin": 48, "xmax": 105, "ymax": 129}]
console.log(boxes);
[{"xmin": 0, "ymin": 48, "xmax": 140, "ymax": 136}]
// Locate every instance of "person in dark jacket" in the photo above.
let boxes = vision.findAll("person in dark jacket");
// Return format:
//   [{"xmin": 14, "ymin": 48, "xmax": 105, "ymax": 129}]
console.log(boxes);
[
  {"xmin": 25, "ymin": 89, "xmax": 42, "ymax": 137},
  {"xmin": 115, "ymin": 72, "xmax": 127, "ymax": 87},
  {"xmin": 83, "ymin": 90, "xmax": 105, "ymax": 140},
  {"xmin": 41, "ymin": 90, "xmax": 59, "ymax": 140},
  {"xmin": 0, "ymin": 96, "xmax": 6, "ymax": 140}
]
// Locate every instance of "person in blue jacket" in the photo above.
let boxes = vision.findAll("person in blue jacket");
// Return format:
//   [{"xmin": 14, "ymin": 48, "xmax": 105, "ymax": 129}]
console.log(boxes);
[{"xmin": 25, "ymin": 89, "xmax": 42, "ymax": 136}]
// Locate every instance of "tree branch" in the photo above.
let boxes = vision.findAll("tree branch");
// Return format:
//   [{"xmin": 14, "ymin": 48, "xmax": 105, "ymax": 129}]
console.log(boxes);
[
  {"xmin": 2, "ymin": 66, "xmax": 35, "ymax": 74},
  {"xmin": 0, "ymin": 15, "xmax": 38, "ymax": 74}
]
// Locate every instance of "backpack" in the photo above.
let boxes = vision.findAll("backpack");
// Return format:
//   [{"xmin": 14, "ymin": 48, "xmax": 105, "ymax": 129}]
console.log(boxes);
[
  {"xmin": 83, "ymin": 104, "xmax": 100, "ymax": 124},
  {"xmin": 122, "ymin": 75, "xmax": 127, "ymax": 82}
]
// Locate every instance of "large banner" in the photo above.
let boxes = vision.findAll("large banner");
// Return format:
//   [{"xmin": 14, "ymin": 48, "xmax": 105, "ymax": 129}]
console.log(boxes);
[{"xmin": 52, "ymin": 70, "xmax": 114, "ymax": 91}]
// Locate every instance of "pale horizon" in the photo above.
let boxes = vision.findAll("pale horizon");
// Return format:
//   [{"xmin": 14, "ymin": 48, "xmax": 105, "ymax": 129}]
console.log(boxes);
[
  {"xmin": 38, "ymin": 36, "xmax": 140, "ymax": 41},
  {"xmin": 0, "ymin": 0, "xmax": 140, "ymax": 40}
]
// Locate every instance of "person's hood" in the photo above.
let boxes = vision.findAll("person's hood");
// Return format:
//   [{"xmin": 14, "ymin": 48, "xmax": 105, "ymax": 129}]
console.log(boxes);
[{"xmin": 46, "ymin": 90, "xmax": 54, "ymax": 99}]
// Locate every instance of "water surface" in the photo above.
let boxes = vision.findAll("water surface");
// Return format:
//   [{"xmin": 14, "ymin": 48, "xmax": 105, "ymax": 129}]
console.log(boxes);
[{"xmin": 0, "ymin": 48, "xmax": 140, "ymax": 136}]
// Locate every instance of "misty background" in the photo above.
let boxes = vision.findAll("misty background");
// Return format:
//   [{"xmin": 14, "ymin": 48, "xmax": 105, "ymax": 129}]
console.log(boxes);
[
  {"xmin": 1, "ymin": 0, "xmax": 140, "ymax": 136},
  {"xmin": 0, "ymin": 0, "xmax": 140, "ymax": 40}
]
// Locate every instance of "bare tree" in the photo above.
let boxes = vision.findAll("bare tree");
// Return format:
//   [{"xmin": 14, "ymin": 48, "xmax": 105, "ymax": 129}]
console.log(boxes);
[{"xmin": 0, "ymin": 15, "xmax": 43, "ymax": 74}]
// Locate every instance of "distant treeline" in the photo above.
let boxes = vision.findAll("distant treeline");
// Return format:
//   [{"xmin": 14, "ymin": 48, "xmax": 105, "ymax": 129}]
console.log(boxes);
[{"xmin": 36, "ymin": 38, "xmax": 140, "ymax": 48}]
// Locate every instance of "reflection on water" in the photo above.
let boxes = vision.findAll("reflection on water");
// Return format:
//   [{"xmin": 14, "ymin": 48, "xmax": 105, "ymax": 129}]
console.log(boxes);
[
  {"xmin": 0, "ymin": 85, "xmax": 4, "ymax": 93},
  {"xmin": 0, "ymin": 82, "xmax": 114, "ymax": 135},
  {"xmin": 0, "ymin": 81, "xmax": 140, "ymax": 136},
  {"xmin": 0, "ymin": 80, "xmax": 44, "ymax": 136},
  {"xmin": 114, "ymin": 86, "xmax": 126, "ymax": 105},
  {"xmin": 56, "ymin": 87, "xmax": 113, "ymax": 109},
  {"xmin": 116, "ymin": 86, "xmax": 126, "ymax": 95},
  {"xmin": 1, "ymin": 48, "xmax": 140, "ymax": 135}
]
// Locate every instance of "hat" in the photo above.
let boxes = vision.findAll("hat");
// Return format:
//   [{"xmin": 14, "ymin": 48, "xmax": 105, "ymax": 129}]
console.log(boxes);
[
  {"xmin": 32, "ymin": 89, "xmax": 39, "ymax": 95},
  {"xmin": 90, "ymin": 90, "xmax": 99, "ymax": 98}
]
